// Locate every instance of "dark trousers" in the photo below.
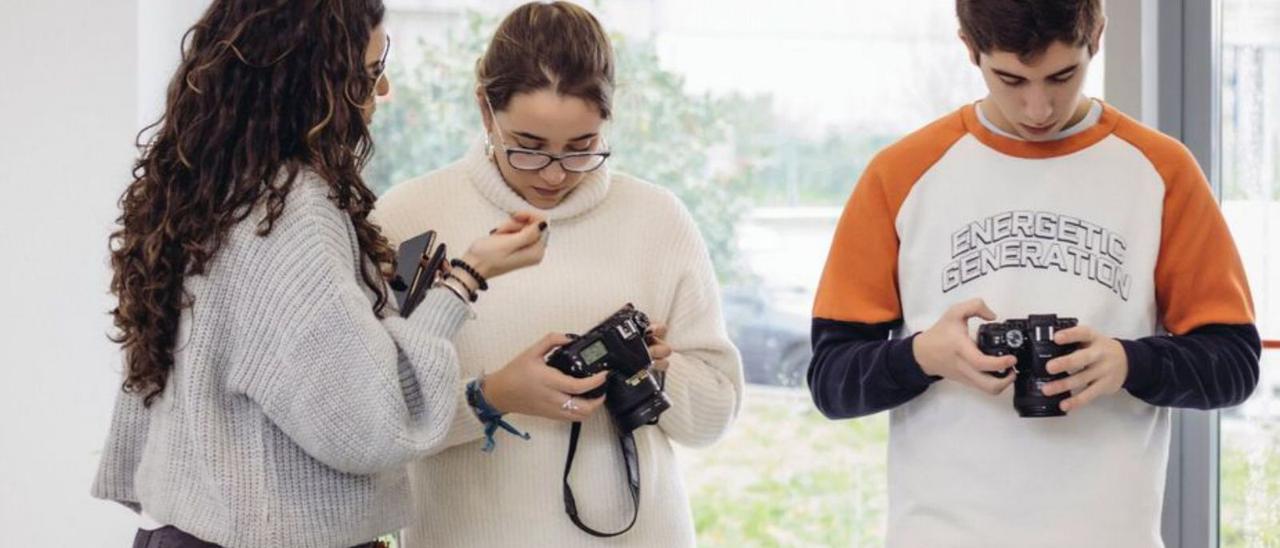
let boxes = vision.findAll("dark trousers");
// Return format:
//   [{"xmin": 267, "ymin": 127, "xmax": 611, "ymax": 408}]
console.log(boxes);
[{"xmin": 132, "ymin": 526, "xmax": 389, "ymax": 548}]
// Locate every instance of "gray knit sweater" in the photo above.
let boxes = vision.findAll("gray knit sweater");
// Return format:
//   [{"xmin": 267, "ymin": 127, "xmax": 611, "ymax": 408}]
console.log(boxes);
[{"xmin": 91, "ymin": 172, "xmax": 470, "ymax": 547}]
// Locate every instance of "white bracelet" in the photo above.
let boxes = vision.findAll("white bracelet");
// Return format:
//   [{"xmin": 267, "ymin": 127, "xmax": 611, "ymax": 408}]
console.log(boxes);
[
  {"xmin": 434, "ymin": 278, "xmax": 471, "ymax": 304},
  {"xmin": 432, "ymin": 280, "xmax": 478, "ymax": 320}
]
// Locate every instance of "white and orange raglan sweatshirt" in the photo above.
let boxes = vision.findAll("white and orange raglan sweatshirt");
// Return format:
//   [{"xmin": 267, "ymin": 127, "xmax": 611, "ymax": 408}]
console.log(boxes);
[{"xmin": 809, "ymin": 101, "xmax": 1260, "ymax": 547}]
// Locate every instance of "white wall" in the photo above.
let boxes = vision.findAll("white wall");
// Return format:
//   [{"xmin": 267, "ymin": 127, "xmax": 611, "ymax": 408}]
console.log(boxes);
[
  {"xmin": 0, "ymin": 0, "xmax": 203, "ymax": 544},
  {"xmin": 137, "ymin": 0, "xmax": 210, "ymax": 128}
]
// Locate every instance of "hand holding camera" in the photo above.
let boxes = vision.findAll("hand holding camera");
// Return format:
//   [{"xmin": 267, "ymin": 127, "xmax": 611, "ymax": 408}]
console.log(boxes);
[
  {"xmin": 645, "ymin": 323, "xmax": 672, "ymax": 372},
  {"xmin": 1038, "ymin": 324, "xmax": 1128, "ymax": 413},
  {"xmin": 976, "ymin": 314, "xmax": 1128, "ymax": 416},
  {"xmin": 913, "ymin": 298, "xmax": 1018, "ymax": 396},
  {"xmin": 484, "ymin": 333, "xmax": 609, "ymax": 422},
  {"xmin": 545, "ymin": 304, "xmax": 671, "ymax": 434}
]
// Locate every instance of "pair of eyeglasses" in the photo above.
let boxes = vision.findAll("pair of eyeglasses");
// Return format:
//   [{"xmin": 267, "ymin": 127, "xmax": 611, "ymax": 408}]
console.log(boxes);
[{"xmin": 484, "ymin": 96, "xmax": 611, "ymax": 173}]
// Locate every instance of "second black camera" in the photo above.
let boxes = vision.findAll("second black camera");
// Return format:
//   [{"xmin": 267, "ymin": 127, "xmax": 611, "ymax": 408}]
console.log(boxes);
[{"xmin": 977, "ymin": 314, "xmax": 1080, "ymax": 418}]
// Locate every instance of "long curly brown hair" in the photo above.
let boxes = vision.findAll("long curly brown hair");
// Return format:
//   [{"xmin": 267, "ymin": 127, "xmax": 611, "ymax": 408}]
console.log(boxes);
[{"xmin": 110, "ymin": 0, "xmax": 394, "ymax": 406}]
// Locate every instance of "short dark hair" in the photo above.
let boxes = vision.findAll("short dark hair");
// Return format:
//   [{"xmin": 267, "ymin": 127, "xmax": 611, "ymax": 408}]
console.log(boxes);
[{"xmin": 957, "ymin": 0, "xmax": 1103, "ymax": 62}]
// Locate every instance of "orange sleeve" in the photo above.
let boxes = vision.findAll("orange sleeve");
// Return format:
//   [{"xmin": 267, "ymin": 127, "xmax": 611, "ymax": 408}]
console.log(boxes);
[
  {"xmin": 813, "ymin": 111, "xmax": 968, "ymax": 323},
  {"xmin": 1115, "ymin": 118, "xmax": 1255, "ymax": 334}
]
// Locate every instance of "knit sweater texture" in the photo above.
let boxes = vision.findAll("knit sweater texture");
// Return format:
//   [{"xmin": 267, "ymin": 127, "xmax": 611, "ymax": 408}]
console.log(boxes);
[
  {"xmin": 92, "ymin": 171, "xmax": 471, "ymax": 547},
  {"xmin": 374, "ymin": 143, "xmax": 745, "ymax": 547}
]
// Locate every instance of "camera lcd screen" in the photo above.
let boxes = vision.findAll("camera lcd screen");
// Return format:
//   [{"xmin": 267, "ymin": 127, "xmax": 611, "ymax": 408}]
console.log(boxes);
[{"xmin": 581, "ymin": 341, "xmax": 608, "ymax": 365}]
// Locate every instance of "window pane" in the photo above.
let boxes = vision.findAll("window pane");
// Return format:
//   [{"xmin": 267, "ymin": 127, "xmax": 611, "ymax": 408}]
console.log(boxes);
[
  {"xmin": 1220, "ymin": 1, "xmax": 1280, "ymax": 546},
  {"xmin": 370, "ymin": 2, "xmax": 1103, "ymax": 545}
]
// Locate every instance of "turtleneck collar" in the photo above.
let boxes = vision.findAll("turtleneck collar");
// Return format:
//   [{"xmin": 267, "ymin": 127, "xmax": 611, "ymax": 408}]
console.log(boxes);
[{"xmin": 463, "ymin": 140, "xmax": 612, "ymax": 222}]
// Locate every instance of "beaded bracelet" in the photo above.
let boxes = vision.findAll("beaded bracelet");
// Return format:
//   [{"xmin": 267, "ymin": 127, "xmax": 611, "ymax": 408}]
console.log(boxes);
[{"xmin": 449, "ymin": 258, "xmax": 489, "ymax": 291}]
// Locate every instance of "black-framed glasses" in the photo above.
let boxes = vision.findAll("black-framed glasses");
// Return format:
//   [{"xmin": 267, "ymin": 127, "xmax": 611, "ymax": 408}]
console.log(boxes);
[
  {"xmin": 501, "ymin": 144, "xmax": 612, "ymax": 173},
  {"xmin": 484, "ymin": 97, "xmax": 611, "ymax": 173}
]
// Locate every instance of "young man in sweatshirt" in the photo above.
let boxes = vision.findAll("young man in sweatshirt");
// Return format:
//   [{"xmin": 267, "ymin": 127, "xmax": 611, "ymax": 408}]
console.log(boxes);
[{"xmin": 808, "ymin": 1, "xmax": 1261, "ymax": 546}]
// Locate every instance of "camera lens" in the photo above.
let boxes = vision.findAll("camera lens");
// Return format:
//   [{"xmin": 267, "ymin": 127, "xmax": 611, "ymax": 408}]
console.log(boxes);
[
  {"xmin": 1014, "ymin": 378, "xmax": 1068, "ymax": 418},
  {"xmin": 605, "ymin": 370, "xmax": 671, "ymax": 434},
  {"xmin": 1005, "ymin": 329, "xmax": 1024, "ymax": 349}
]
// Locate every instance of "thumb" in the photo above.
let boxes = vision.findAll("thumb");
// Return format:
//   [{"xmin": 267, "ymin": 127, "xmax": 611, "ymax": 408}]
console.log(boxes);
[
  {"xmin": 511, "ymin": 210, "xmax": 546, "ymax": 226},
  {"xmin": 974, "ymin": 300, "xmax": 997, "ymax": 322},
  {"xmin": 498, "ymin": 219, "xmax": 543, "ymax": 251},
  {"xmin": 955, "ymin": 298, "xmax": 997, "ymax": 322},
  {"xmin": 529, "ymin": 332, "xmax": 573, "ymax": 356},
  {"xmin": 489, "ymin": 218, "xmax": 524, "ymax": 235}
]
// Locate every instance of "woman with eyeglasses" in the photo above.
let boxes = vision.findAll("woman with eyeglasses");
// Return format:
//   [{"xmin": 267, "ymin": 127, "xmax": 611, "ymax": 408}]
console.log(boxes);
[
  {"xmin": 91, "ymin": 1, "xmax": 548, "ymax": 546},
  {"xmin": 374, "ymin": 2, "xmax": 743, "ymax": 546}
]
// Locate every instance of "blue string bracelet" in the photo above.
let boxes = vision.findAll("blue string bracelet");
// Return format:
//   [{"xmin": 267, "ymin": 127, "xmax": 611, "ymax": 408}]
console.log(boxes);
[{"xmin": 466, "ymin": 375, "xmax": 530, "ymax": 452}]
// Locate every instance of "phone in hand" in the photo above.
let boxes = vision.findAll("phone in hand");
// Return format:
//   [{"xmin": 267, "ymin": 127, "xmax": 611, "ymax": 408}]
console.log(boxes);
[{"xmin": 393, "ymin": 231, "xmax": 448, "ymax": 317}]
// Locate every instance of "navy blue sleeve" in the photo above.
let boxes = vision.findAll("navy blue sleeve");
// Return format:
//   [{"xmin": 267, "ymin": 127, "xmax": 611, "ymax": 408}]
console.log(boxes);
[
  {"xmin": 807, "ymin": 317, "xmax": 939, "ymax": 419},
  {"xmin": 1119, "ymin": 323, "xmax": 1261, "ymax": 410}
]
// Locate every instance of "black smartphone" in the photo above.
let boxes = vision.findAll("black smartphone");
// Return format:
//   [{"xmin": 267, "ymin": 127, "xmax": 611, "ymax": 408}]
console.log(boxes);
[
  {"xmin": 393, "ymin": 231, "xmax": 436, "ymax": 314},
  {"xmin": 404, "ymin": 242, "xmax": 448, "ymax": 317}
]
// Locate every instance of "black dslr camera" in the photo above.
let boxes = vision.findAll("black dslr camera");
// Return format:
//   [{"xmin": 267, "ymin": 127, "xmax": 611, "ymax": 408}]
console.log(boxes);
[
  {"xmin": 547, "ymin": 304, "xmax": 670, "ymax": 537},
  {"xmin": 546, "ymin": 303, "xmax": 670, "ymax": 433},
  {"xmin": 977, "ymin": 314, "xmax": 1079, "ymax": 418}
]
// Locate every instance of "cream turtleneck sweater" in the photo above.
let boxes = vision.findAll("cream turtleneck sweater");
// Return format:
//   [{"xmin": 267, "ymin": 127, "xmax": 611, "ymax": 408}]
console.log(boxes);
[{"xmin": 373, "ymin": 142, "xmax": 745, "ymax": 547}]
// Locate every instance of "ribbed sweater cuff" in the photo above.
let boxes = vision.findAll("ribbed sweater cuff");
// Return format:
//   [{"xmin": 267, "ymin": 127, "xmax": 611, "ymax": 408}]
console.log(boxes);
[
  {"xmin": 90, "ymin": 468, "xmax": 141, "ymax": 513},
  {"xmin": 1119, "ymin": 337, "xmax": 1160, "ymax": 396},
  {"xmin": 658, "ymin": 353, "xmax": 739, "ymax": 447},
  {"xmin": 442, "ymin": 379, "xmax": 488, "ymax": 450},
  {"xmin": 408, "ymin": 288, "xmax": 471, "ymax": 340},
  {"xmin": 887, "ymin": 333, "xmax": 937, "ymax": 391}
]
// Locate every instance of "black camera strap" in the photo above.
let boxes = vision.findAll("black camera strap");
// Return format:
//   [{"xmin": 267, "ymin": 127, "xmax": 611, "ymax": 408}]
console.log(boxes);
[{"xmin": 561, "ymin": 421, "xmax": 641, "ymax": 538}]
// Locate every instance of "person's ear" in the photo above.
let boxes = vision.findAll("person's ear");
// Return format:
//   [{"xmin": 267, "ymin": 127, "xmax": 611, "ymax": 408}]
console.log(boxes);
[
  {"xmin": 1088, "ymin": 16, "xmax": 1107, "ymax": 57},
  {"xmin": 958, "ymin": 30, "xmax": 980, "ymax": 66}
]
